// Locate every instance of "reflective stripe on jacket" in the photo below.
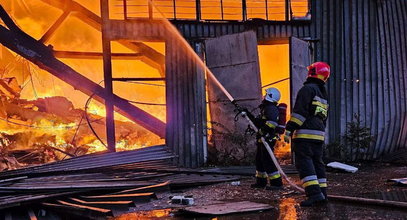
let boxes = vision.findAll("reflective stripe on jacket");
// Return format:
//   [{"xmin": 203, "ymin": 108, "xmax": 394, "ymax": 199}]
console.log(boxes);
[{"xmin": 286, "ymin": 78, "xmax": 328, "ymax": 142}]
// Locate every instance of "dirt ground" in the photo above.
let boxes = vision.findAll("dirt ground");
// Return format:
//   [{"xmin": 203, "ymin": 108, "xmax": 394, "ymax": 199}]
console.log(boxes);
[{"xmin": 114, "ymin": 162, "xmax": 407, "ymax": 220}]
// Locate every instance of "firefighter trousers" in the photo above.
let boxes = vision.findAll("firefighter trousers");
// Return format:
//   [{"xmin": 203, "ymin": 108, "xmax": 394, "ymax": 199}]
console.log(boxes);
[
  {"xmin": 292, "ymin": 139, "xmax": 327, "ymax": 197},
  {"xmin": 255, "ymin": 139, "xmax": 282, "ymax": 186}
]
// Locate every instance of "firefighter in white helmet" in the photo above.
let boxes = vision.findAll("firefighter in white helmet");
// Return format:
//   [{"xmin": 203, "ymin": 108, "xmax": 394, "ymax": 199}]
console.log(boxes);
[{"xmin": 251, "ymin": 87, "xmax": 285, "ymax": 190}]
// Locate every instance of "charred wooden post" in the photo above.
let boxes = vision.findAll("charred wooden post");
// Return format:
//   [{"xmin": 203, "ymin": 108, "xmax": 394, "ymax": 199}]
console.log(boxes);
[{"xmin": 100, "ymin": 0, "xmax": 116, "ymax": 152}]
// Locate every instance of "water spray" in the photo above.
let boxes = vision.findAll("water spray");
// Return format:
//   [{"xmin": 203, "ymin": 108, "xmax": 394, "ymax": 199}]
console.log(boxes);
[{"xmin": 150, "ymin": 1, "xmax": 304, "ymax": 193}]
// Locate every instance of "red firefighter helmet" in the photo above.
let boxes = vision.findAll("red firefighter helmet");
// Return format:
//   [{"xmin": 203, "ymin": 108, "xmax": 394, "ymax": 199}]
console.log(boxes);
[{"xmin": 307, "ymin": 62, "xmax": 331, "ymax": 82}]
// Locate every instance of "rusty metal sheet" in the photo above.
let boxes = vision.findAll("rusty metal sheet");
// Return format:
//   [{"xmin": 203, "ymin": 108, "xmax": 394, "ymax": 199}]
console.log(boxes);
[
  {"xmin": 205, "ymin": 31, "xmax": 262, "ymax": 151},
  {"xmin": 289, "ymin": 36, "xmax": 309, "ymax": 108}
]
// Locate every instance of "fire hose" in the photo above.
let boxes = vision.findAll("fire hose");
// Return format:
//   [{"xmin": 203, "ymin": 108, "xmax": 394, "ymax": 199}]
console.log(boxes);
[
  {"xmin": 206, "ymin": 72, "xmax": 305, "ymax": 193},
  {"xmin": 155, "ymin": 16, "xmax": 305, "ymax": 193}
]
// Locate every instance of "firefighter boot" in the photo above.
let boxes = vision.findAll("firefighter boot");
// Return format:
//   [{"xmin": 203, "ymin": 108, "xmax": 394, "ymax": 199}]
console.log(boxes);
[
  {"xmin": 320, "ymin": 187, "xmax": 328, "ymax": 202},
  {"xmin": 250, "ymin": 177, "xmax": 267, "ymax": 189},
  {"xmin": 265, "ymin": 177, "xmax": 283, "ymax": 190},
  {"xmin": 300, "ymin": 192, "xmax": 326, "ymax": 207}
]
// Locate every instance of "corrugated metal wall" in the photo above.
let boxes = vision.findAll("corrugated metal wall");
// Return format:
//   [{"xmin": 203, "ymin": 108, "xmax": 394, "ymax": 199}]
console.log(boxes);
[
  {"xmin": 166, "ymin": 39, "xmax": 207, "ymax": 168},
  {"xmin": 312, "ymin": 0, "xmax": 407, "ymax": 159},
  {"xmin": 172, "ymin": 20, "xmax": 312, "ymax": 40},
  {"xmin": 173, "ymin": 0, "xmax": 407, "ymax": 160}
]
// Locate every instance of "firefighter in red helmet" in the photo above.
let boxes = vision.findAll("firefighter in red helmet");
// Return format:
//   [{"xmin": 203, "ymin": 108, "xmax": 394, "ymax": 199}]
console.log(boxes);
[{"xmin": 284, "ymin": 61, "xmax": 330, "ymax": 206}]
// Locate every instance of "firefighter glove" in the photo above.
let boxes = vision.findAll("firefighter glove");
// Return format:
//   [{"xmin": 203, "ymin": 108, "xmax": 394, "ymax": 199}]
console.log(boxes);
[{"xmin": 284, "ymin": 131, "xmax": 292, "ymax": 144}]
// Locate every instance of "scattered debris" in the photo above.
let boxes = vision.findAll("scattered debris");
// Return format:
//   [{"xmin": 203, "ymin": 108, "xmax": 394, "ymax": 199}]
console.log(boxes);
[
  {"xmin": 181, "ymin": 201, "xmax": 272, "ymax": 216},
  {"xmin": 170, "ymin": 196, "xmax": 194, "ymax": 205},
  {"xmin": 388, "ymin": 178, "xmax": 407, "ymax": 186},
  {"xmin": 0, "ymin": 146, "xmax": 243, "ymax": 219},
  {"xmin": 369, "ymin": 190, "xmax": 407, "ymax": 202},
  {"xmin": 231, "ymin": 181, "xmax": 240, "ymax": 186},
  {"xmin": 327, "ymin": 162, "xmax": 358, "ymax": 173}
]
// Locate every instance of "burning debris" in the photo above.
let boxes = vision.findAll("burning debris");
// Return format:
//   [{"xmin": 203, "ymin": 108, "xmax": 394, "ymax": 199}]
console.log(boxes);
[{"xmin": 0, "ymin": 75, "xmax": 163, "ymax": 170}]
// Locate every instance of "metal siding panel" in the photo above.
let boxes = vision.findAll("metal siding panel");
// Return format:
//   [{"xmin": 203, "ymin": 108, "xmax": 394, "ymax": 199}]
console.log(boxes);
[
  {"xmin": 215, "ymin": 24, "xmax": 222, "ymax": 37},
  {"xmin": 221, "ymin": 24, "xmax": 228, "ymax": 36},
  {"xmin": 190, "ymin": 23, "xmax": 196, "ymax": 38},
  {"xmin": 165, "ymin": 39, "xmax": 206, "ymax": 167},
  {"xmin": 367, "ymin": 0, "xmax": 379, "ymax": 159},
  {"xmin": 264, "ymin": 24, "xmax": 270, "ymax": 39},
  {"xmin": 381, "ymin": 1, "xmax": 396, "ymax": 156},
  {"xmin": 304, "ymin": 23, "xmax": 310, "ymax": 37},
  {"xmin": 258, "ymin": 25, "xmax": 264, "ymax": 39},
  {"xmin": 197, "ymin": 23, "xmax": 203, "ymax": 38},
  {"xmin": 202, "ymin": 24, "xmax": 209, "ymax": 38},
  {"xmin": 339, "ymin": 1, "xmax": 347, "ymax": 138},
  {"xmin": 176, "ymin": 41, "xmax": 185, "ymax": 167},
  {"xmin": 374, "ymin": 1, "xmax": 388, "ymax": 158},
  {"xmin": 166, "ymin": 39, "xmax": 179, "ymax": 163},
  {"xmin": 185, "ymin": 50, "xmax": 193, "ymax": 167},
  {"xmin": 389, "ymin": 0, "xmax": 403, "ymax": 153},
  {"xmin": 227, "ymin": 24, "xmax": 234, "ymax": 35},
  {"xmin": 351, "ymin": 0, "xmax": 358, "ymax": 134},
  {"xmin": 315, "ymin": 0, "xmax": 322, "ymax": 60},
  {"xmin": 344, "ymin": 0, "xmax": 353, "ymax": 135},
  {"xmin": 327, "ymin": 0, "xmax": 336, "ymax": 142},
  {"xmin": 205, "ymin": 31, "xmax": 261, "ymax": 158},
  {"xmin": 209, "ymin": 25, "xmax": 216, "ymax": 37},
  {"xmin": 195, "ymin": 43, "xmax": 207, "ymax": 165},
  {"xmin": 290, "ymin": 37, "xmax": 310, "ymax": 106},
  {"xmin": 397, "ymin": 0, "xmax": 407, "ymax": 149},
  {"xmin": 322, "ymin": 0, "xmax": 328, "ymax": 61},
  {"xmin": 362, "ymin": 0, "xmax": 372, "ymax": 159},
  {"xmin": 295, "ymin": 26, "xmax": 300, "ymax": 38},
  {"xmin": 357, "ymin": 0, "xmax": 365, "ymax": 135}
]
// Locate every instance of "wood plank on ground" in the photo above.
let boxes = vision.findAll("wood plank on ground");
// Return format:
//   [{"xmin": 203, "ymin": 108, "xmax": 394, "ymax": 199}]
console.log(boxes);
[
  {"xmin": 67, "ymin": 197, "xmax": 135, "ymax": 211},
  {"xmin": 109, "ymin": 181, "xmax": 170, "ymax": 195},
  {"xmin": 42, "ymin": 201, "xmax": 112, "ymax": 219},
  {"xmin": 0, "ymin": 181, "xmax": 153, "ymax": 191},
  {"xmin": 182, "ymin": 201, "xmax": 273, "ymax": 216},
  {"xmin": 80, "ymin": 192, "xmax": 157, "ymax": 203}
]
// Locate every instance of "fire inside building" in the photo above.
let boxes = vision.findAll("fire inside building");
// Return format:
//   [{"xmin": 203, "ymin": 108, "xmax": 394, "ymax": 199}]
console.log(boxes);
[{"xmin": 0, "ymin": 0, "xmax": 406, "ymax": 219}]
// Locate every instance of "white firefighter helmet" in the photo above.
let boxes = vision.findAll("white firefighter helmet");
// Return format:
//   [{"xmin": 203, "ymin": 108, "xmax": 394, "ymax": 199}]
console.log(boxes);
[{"xmin": 265, "ymin": 87, "xmax": 281, "ymax": 103}]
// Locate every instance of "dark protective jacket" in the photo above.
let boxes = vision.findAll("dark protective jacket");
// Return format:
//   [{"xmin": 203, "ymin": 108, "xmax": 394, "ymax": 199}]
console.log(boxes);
[
  {"xmin": 286, "ymin": 78, "xmax": 329, "ymax": 142},
  {"xmin": 257, "ymin": 100, "xmax": 279, "ymax": 138}
]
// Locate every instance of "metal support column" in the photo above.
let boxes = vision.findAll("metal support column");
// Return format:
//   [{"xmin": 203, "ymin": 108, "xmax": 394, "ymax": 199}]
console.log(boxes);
[
  {"xmin": 100, "ymin": 0, "xmax": 116, "ymax": 152},
  {"xmin": 242, "ymin": 0, "xmax": 247, "ymax": 21}
]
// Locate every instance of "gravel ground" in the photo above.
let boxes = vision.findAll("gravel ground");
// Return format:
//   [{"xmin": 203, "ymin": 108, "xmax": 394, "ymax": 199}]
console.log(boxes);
[{"xmin": 113, "ymin": 162, "xmax": 407, "ymax": 220}]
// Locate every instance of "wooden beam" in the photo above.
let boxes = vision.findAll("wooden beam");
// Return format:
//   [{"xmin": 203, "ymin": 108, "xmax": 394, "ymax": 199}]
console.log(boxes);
[
  {"xmin": 105, "ymin": 19, "xmax": 168, "ymax": 42},
  {"xmin": 118, "ymin": 40, "xmax": 165, "ymax": 75},
  {"xmin": 40, "ymin": 9, "xmax": 71, "ymax": 43},
  {"xmin": 0, "ymin": 9, "xmax": 165, "ymax": 137},
  {"xmin": 67, "ymin": 197, "xmax": 135, "ymax": 211},
  {"xmin": 39, "ymin": 0, "xmax": 165, "ymax": 76},
  {"xmin": 112, "ymin": 77, "xmax": 165, "ymax": 82},
  {"xmin": 80, "ymin": 192, "xmax": 156, "ymax": 203},
  {"xmin": 53, "ymin": 51, "xmax": 143, "ymax": 60},
  {"xmin": 42, "ymin": 201, "xmax": 112, "ymax": 218}
]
